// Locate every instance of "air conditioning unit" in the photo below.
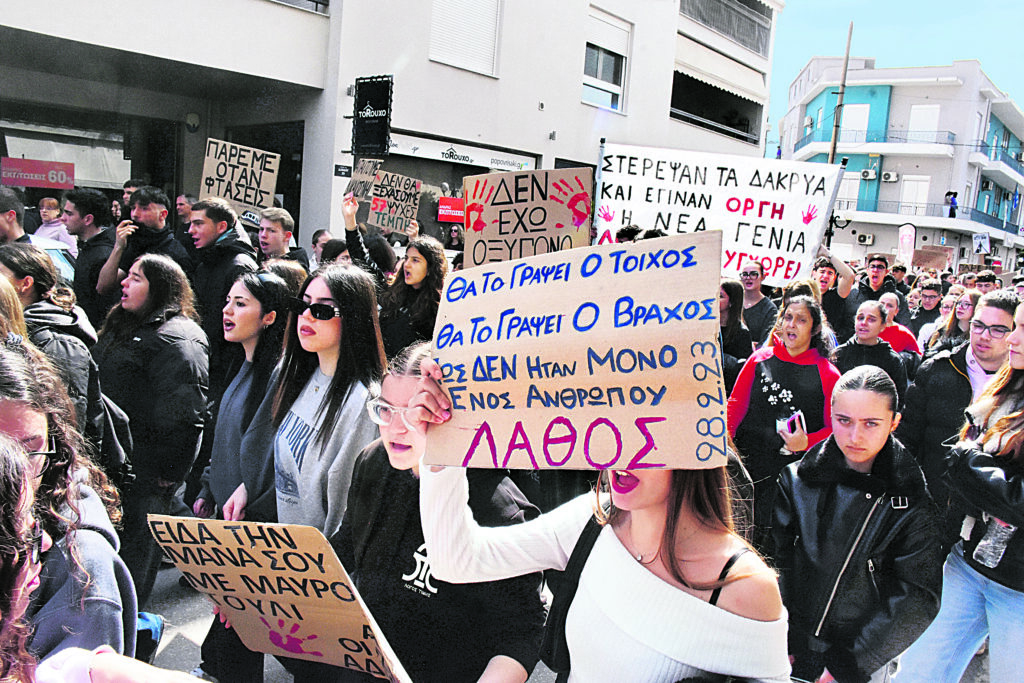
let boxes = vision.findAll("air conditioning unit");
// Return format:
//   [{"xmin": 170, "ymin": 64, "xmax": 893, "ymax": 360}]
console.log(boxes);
[
  {"xmin": 857, "ymin": 233, "xmax": 875, "ymax": 246},
  {"xmin": 804, "ymin": 116, "xmax": 813, "ymax": 127},
  {"xmin": 881, "ymin": 171, "xmax": 899, "ymax": 183},
  {"xmin": 982, "ymin": 180, "xmax": 993, "ymax": 191},
  {"xmin": 861, "ymin": 169, "xmax": 877, "ymax": 180}
]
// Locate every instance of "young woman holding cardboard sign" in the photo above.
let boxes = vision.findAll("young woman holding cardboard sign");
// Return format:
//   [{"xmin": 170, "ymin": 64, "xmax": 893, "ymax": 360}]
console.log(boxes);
[
  {"xmin": 330, "ymin": 342, "xmax": 545, "ymax": 682},
  {"xmin": 414, "ymin": 360, "xmax": 791, "ymax": 682}
]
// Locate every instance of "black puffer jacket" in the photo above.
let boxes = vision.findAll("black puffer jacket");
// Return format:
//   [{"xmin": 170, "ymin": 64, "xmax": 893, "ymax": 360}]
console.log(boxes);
[
  {"xmin": 945, "ymin": 438, "xmax": 1024, "ymax": 593},
  {"xmin": 772, "ymin": 437, "xmax": 942, "ymax": 683},
  {"xmin": 92, "ymin": 313, "xmax": 209, "ymax": 483},
  {"xmin": 24, "ymin": 301, "xmax": 100, "ymax": 432},
  {"xmin": 894, "ymin": 342, "xmax": 972, "ymax": 511},
  {"xmin": 192, "ymin": 224, "xmax": 258, "ymax": 396}
]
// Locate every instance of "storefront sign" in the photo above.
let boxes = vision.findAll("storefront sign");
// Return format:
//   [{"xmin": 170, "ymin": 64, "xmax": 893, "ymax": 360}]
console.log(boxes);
[
  {"xmin": 426, "ymin": 231, "xmax": 726, "ymax": 471},
  {"xmin": 1, "ymin": 157, "xmax": 74, "ymax": 189},
  {"xmin": 596, "ymin": 143, "xmax": 843, "ymax": 287},
  {"xmin": 200, "ymin": 139, "xmax": 280, "ymax": 216},
  {"xmin": 437, "ymin": 197, "xmax": 465, "ymax": 222},
  {"xmin": 149, "ymin": 516, "xmax": 409, "ymax": 681},
  {"xmin": 389, "ymin": 133, "xmax": 535, "ymax": 172},
  {"xmin": 353, "ymin": 76, "xmax": 393, "ymax": 156}
]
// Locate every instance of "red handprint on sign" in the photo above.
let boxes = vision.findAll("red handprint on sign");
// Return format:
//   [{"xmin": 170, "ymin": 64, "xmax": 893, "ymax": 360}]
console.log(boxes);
[
  {"xmin": 551, "ymin": 176, "xmax": 591, "ymax": 228},
  {"xmin": 466, "ymin": 178, "xmax": 496, "ymax": 232},
  {"xmin": 802, "ymin": 205, "xmax": 818, "ymax": 225},
  {"xmin": 260, "ymin": 618, "xmax": 324, "ymax": 657}
]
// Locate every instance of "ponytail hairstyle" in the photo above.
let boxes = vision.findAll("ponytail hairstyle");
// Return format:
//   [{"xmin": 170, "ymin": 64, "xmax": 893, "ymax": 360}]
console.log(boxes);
[
  {"xmin": 0, "ymin": 243, "xmax": 75, "ymax": 311},
  {"xmin": 832, "ymin": 365, "xmax": 899, "ymax": 415}
]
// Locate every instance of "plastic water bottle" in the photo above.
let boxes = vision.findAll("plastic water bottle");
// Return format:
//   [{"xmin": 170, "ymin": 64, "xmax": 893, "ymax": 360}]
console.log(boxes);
[{"xmin": 973, "ymin": 516, "xmax": 1017, "ymax": 568}]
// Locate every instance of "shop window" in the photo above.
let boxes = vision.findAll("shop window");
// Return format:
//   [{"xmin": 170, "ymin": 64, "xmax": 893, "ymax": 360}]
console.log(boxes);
[{"xmin": 582, "ymin": 8, "xmax": 631, "ymax": 112}]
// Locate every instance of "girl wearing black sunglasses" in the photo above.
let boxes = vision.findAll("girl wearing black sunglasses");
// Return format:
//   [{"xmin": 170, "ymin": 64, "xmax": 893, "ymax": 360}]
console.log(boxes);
[{"xmin": 271, "ymin": 264, "xmax": 385, "ymax": 539}]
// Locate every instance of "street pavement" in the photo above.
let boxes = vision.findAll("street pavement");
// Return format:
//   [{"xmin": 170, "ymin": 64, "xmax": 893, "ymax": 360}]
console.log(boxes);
[{"xmin": 149, "ymin": 565, "xmax": 984, "ymax": 682}]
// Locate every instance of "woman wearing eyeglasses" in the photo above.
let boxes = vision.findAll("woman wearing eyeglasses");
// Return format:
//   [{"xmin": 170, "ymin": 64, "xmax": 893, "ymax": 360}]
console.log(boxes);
[
  {"xmin": 271, "ymin": 264, "xmax": 384, "ymax": 539},
  {"xmin": 91, "ymin": 253, "xmax": 209, "ymax": 609},
  {"xmin": 897, "ymin": 300, "xmax": 1024, "ymax": 682},
  {"xmin": 328, "ymin": 342, "xmax": 544, "ymax": 683},
  {"xmin": 0, "ymin": 341, "xmax": 134, "ymax": 664},
  {"xmin": 924, "ymin": 289, "xmax": 980, "ymax": 358}
]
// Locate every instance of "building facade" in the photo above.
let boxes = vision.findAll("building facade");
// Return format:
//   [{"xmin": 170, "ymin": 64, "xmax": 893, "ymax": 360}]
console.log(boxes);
[
  {"xmin": 780, "ymin": 57, "xmax": 1024, "ymax": 273},
  {"xmin": 0, "ymin": 0, "xmax": 783, "ymax": 243}
]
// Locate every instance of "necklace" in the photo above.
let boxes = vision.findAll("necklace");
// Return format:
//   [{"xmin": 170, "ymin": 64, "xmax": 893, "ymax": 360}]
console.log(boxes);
[{"xmin": 628, "ymin": 521, "xmax": 661, "ymax": 566}]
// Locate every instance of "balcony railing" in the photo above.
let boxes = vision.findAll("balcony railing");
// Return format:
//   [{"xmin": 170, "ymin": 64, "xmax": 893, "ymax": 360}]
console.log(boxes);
[
  {"xmin": 679, "ymin": 0, "xmax": 770, "ymax": 57},
  {"xmin": 794, "ymin": 128, "xmax": 956, "ymax": 152},
  {"xmin": 669, "ymin": 107, "xmax": 759, "ymax": 144},
  {"xmin": 834, "ymin": 198, "xmax": 1018, "ymax": 233}
]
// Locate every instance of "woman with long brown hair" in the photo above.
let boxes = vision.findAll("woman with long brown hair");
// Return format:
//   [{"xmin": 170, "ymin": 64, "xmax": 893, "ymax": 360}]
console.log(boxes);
[
  {"xmin": 92, "ymin": 253, "xmax": 209, "ymax": 609},
  {"xmin": 898, "ymin": 300, "xmax": 1024, "ymax": 682}
]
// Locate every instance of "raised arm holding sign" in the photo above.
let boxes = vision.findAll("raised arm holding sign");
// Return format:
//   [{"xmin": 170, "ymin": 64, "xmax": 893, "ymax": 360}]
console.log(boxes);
[{"xmin": 417, "ymin": 233, "xmax": 792, "ymax": 681}]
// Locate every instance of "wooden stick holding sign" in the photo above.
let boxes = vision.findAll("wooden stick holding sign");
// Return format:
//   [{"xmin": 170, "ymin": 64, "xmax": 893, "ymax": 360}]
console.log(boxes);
[
  {"xmin": 148, "ymin": 515, "xmax": 409, "ymax": 682},
  {"xmin": 463, "ymin": 167, "xmax": 593, "ymax": 268},
  {"xmin": 425, "ymin": 231, "xmax": 726, "ymax": 471}
]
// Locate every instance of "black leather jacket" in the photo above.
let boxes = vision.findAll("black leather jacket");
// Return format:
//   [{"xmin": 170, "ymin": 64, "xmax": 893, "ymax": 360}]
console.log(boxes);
[
  {"xmin": 772, "ymin": 436, "xmax": 942, "ymax": 683},
  {"xmin": 945, "ymin": 440, "xmax": 1024, "ymax": 593}
]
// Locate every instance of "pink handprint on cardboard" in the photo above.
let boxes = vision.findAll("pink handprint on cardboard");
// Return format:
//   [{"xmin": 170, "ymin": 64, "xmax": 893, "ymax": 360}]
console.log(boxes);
[
  {"xmin": 260, "ymin": 617, "xmax": 324, "ymax": 657},
  {"xmin": 551, "ymin": 175, "xmax": 591, "ymax": 228}
]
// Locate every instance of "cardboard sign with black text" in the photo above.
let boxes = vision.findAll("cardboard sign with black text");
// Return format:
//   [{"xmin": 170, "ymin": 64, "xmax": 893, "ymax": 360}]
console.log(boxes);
[
  {"xmin": 346, "ymin": 158, "xmax": 384, "ymax": 200},
  {"xmin": 462, "ymin": 168, "xmax": 593, "ymax": 268},
  {"xmin": 148, "ymin": 516, "xmax": 409, "ymax": 681},
  {"xmin": 369, "ymin": 171, "xmax": 422, "ymax": 234},
  {"xmin": 200, "ymin": 138, "xmax": 280, "ymax": 217},
  {"xmin": 426, "ymin": 231, "xmax": 726, "ymax": 470}
]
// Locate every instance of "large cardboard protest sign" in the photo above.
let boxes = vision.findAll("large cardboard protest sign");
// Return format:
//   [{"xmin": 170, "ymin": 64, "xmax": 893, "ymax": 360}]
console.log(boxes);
[
  {"xmin": 462, "ymin": 168, "xmax": 593, "ymax": 268},
  {"xmin": 369, "ymin": 171, "xmax": 422, "ymax": 234},
  {"xmin": 426, "ymin": 232, "xmax": 727, "ymax": 470},
  {"xmin": 201, "ymin": 138, "xmax": 280, "ymax": 216},
  {"xmin": 346, "ymin": 158, "xmax": 384, "ymax": 200},
  {"xmin": 148, "ymin": 516, "xmax": 408, "ymax": 681},
  {"xmin": 595, "ymin": 143, "xmax": 843, "ymax": 287}
]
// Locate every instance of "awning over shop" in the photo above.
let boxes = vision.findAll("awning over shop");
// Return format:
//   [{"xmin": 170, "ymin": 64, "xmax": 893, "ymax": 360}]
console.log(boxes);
[{"xmin": 674, "ymin": 34, "xmax": 767, "ymax": 103}]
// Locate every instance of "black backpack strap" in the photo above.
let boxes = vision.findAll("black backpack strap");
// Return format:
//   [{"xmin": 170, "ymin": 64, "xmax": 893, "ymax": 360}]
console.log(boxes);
[
  {"xmin": 540, "ymin": 512, "xmax": 605, "ymax": 676},
  {"xmin": 708, "ymin": 548, "xmax": 751, "ymax": 606}
]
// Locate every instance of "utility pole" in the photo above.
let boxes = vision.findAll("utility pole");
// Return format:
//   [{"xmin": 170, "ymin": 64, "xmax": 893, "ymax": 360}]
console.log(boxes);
[
  {"xmin": 825, "ymin": 21, "xmax": 854, "ymax": 247},
  {"xmin": 828, "ymin": 22, "xmax": 853, "ymax": 165}
]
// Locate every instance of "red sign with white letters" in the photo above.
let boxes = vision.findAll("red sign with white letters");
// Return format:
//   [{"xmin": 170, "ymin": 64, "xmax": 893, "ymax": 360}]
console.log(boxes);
[
  {"xmin": 1, "ymin": 157, "xmax": 75, "ymax": 189},
  {"xmin": 437, "ymin": 197, "xmax": 465, "ymax": 222}
]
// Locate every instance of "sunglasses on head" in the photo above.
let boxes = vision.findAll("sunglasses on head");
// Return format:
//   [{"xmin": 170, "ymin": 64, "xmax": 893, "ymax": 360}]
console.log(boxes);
[{"xmin": 287, "ymin": 297, "xmax": 342, "ymax": 321}]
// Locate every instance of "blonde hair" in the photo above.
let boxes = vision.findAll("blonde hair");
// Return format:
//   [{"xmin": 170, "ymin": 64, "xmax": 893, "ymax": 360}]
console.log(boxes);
[{"xmin": 0, "ymin": 278, "xmax": 26, "ymax": 338}]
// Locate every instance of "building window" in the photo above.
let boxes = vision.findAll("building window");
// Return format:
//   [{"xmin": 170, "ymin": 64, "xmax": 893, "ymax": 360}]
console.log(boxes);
[
  {"xmin": 429, "ymin": 0, "xmax": 502, "ymax": 77},
  {"xmin": 583, "ymin": 44, "xmax": 625, "ymax": 109},
  {"xmin": 582, "ymin": 7, "xmax": 631, "ymax": 112}
]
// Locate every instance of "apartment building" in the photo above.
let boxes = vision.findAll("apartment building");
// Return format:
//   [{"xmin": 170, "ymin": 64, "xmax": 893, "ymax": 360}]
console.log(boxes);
[
  {"xmin": 0, "ymin": 0, "xmax": 782, "ymax": 242},
  {"xmin": 780, "ymin": 57, "xmax": 1024, "ymax": 272}
]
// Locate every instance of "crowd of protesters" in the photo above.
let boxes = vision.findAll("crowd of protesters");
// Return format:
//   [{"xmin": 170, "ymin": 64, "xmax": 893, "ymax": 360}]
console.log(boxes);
[{"xmin": 0, "ymin": 178, "xmax": 1023, "ymax": 682}]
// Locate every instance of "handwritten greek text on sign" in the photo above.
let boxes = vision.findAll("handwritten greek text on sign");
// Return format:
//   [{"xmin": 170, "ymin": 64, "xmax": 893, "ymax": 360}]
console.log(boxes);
[
  {"xmin": 425, "ymin": 232, "xmax": 726, "ymax": 470},
  {"xmin": 201, "ymin": 138, "xmax": 280, "ymax": 217},
  {"xmin": 148, "ymin": 516, "xmax": 409, "ymax": 681},
  {"xmin": 463, "ymin": 168, "xmax": 593, "ymax": 267},
  {"xmin": 369, "ymin": 171, "xmax": 422, "ymax": 234},
  {"xmin": 595, "ymin": 143, "xmax": 843, "ymax": 287},
  {"xmin": 346, "ymin": 158, "xmax": 384, "ymax": 200}
]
